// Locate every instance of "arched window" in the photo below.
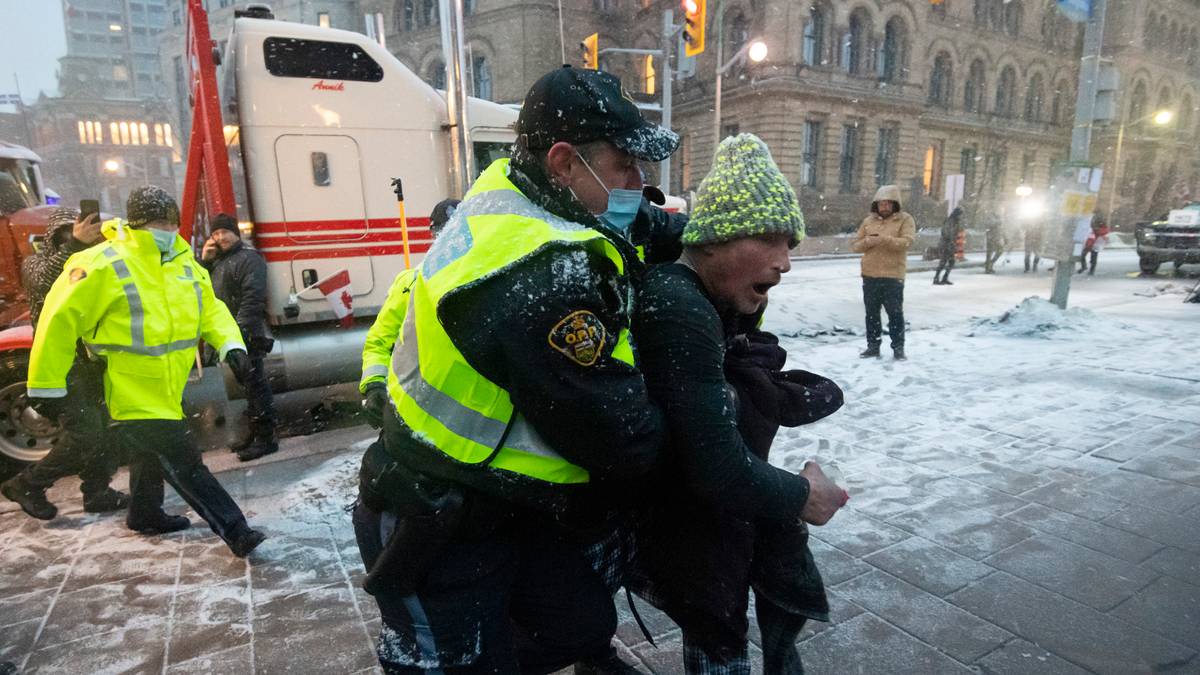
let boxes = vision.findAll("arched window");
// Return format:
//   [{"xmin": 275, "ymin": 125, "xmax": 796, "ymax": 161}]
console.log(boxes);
[
  {"xmin": 420, "ymin": 0, "xmax": 437, "ymax": 27},
  {"xmin": 1180, "ymin": 94, "xmax": 1194, "ymax": 131},
  {"xmin": 1157, "ymin": 16, "xmax": 1170, "ymax": 49},
  {"xmin": 929, "ymin": 52, "xmax": 953, "ymax": 106},
  {"xmin": 1051, "ymin": 80, "xmax": 1068, "ymax": 124},
  {"xmin": 1158, "ymin": 88, "xmax": 1173, "ymax": 124},
  {"xmin": 1004, "ymin": 0, "xmax": 1022, "ymax": 37},
  {"xmin": 472, "ymin": 56, "xmax": 492, "ymax": 101},
  {"xmin": 730, "ymin": 12, "xmax": 748, "ymax": 55},
  {"xmin": 995, "ymin": 66, "xmax": 1017, "ymax": 117},
  {"xmin": 1144, "ymin": 13, "xmax": 1157, "ymax": 47},
  {"xmin": 1189, "ymin": 31, "xmax": 1199, "ymax": 69},
  {"xmin": 1024, "ymin": 73, "xmax": 1045, "ymax": 122},
  {"xmin": 397, "ymin": 0, "xmax": 414, "ymax": 32},
  {"xmin": 463, "ymin": 0, "xmax": 474, "ymax": 15},
  {"xmin": 879, "ymin": 17, "xmax": 906, "ymax": 82},
  {"xmin": 1042, "ymin": 5, "xmax": 1057, "ymax": 46},
  {"xmin": 989, "ymin": 0, "xmax": 1004, "ymax": 30},
  {"xmin": 803, "ymin": 5, "xmax": 827, "ymax": 66},
  {"xmin": 1130, "ymin": 81, "xmax": 1148, "ymax": 130},
  {"xmin": 1169, "ymin": 23, "xmax": 1180, "ymax": 55},
  {"xmin": 964, "ymin": 59, "xmax": 986, "ymax": 113},
  {"xmin": 843, "ymin": 10, "xmax": 869, "ymax": 75},
  {"xmin": 427, "ymin": 60, "xmax": 446, "ymax": 90},
  {"xmin": 974, "ymin": 0, "xmax": 988, "ymax": 26}
]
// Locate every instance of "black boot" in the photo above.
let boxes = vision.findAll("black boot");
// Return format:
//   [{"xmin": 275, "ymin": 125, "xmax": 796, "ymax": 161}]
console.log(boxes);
[
  {"xmin": 859, "ymin": 345, "xmax": 881, "ymax": 358},
  {"xmin": 229, "ymin": 526, "xmax": 267, "ymax": 558},
  {"xmin": 1, "ymin": 476, "xmax": 57, "ymax": 520},
  {"xmin": 237, "ymin": 425, "xmax": 279, "ymax": 462},
  {"xmin": 893, "ymin": 346, "xmax": 907, "ymax": 361},
  {"xmin": 941, "ymin": 277, "xmax": 953, "ymax": 285},
  {"xmin": 127, "ymin": 513, "xmax": 191, "ymax": 535},
  {"xmin": 83, "ymin": 487, "xmax": 130, "ymax": 514},
  {"xmin": 574, "ymin": 646, "xmax": 641, "ymax": 675},
  {"xmin": 932, "ymin": 272, "xmax": 942, "ymax": 285}
]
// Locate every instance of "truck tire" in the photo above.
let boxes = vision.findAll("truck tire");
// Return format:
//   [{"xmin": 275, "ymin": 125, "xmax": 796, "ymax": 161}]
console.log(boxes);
[
  {"xmin": 1139, "ymin": 257, "xmax": 1161, "ymax": 275},
  {"xmin": 0, "ymin": 351, "xmax": 58, "ymax": 465}
]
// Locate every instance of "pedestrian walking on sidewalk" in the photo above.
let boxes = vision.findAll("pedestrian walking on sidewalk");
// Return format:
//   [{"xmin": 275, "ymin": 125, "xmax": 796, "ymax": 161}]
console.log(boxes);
[
  {"xmin": 26, "ymin": 187, "xmax": 266, "ymax": 558},
  {"xmin": 1023, "ymin": 219, "xmax": 1044, "ymax": 273},
  {"xmin": 933, "ymin": 206, "xmax": 964, "ymax": 285},
  {"xmin": 982, "ymin": 206, "xmax": 1005, "ymax": 274},
  {"xmin": 201, "ymin": 213, "xmax": 278, "ymax": 462},
  {"xmin": 1079, "ymin": 216, "xmax": 1110, "ymax": 275},
  {"xmin": 1, "ymin": 208, "xmax": 128, "ymax": 521},
  {"xmin": 851, "ymin": 185, "xmax": 915, "ymax": 360},
  {"xmin": 628, "ymin": 134, "xmax": 848, "ymax": 675}
]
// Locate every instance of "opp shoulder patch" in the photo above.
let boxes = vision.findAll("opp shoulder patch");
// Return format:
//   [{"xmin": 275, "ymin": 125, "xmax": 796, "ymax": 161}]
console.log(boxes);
[
  {"xmin": 68, "ymin": 268, "xmax": 88, "ymax": 283},
  {"xmin": 548, "ymin": 310, "xmax": 607, "ymax": 367}
]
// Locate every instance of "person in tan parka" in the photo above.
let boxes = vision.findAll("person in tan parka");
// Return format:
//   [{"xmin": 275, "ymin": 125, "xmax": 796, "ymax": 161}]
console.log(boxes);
[{"xmin": 850, "ymin": 185, "xmax": 916, "ymax": 360}]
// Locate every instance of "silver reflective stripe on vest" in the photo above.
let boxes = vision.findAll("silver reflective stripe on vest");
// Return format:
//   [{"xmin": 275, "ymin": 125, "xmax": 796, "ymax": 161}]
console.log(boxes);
[
  {"xmin": 392, "ymin": 297, "xmax": 566, "ymax": 461},
  {"xmin": 88, "ymin": 248, "xmax": 199, "ymax": 357},
  {"xmin": 362, "ymin": 364, "xmax": 388, "ymax": 379}
]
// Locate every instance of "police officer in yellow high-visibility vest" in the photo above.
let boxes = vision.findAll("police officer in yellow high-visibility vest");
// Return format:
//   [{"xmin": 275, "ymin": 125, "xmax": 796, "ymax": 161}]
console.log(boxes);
[
  {"xmin": 359, "ymin": 198, "xmax": 458, "ymax": 426},
  {"xmin": 27, "ymin": 186, "xmax": 266, "ymax": 558},
  {"xmin": 353, "ymin": 66, "xmax": 678, "ymax": 673}
]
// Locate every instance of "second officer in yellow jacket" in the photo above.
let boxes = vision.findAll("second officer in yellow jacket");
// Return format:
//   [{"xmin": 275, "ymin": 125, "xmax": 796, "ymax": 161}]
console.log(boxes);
[{"xmin": 27, "ymin": 186, "xmax": 266, "ymax": 558}]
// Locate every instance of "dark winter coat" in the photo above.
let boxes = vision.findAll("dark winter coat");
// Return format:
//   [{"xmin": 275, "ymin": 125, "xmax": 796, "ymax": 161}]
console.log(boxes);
[
  {"xmin": 633, "ymin": 263, "xmax": 843, "ymax": 654},
  {"xmin": 939, "ymin": 208, "xmax": 964, "ymax": 255},
  {"xmin": 204, "ymin": 240, "xmax": 270, "ymax": 343},
  {"xmin": 22, "ymin": 219, "xmax": 92, "ymax": 331}
]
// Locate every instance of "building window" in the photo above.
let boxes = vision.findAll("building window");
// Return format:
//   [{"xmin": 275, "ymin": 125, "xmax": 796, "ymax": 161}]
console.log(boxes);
[
  {"xmin": 1004, "ymin": 0, "xmax": 1022, "ymax": 37},
  {"xmin": 1021, "ymin": 151, "xmax": 1036, "ymax": 184},
  {"xmin": 987, "ymin": 150, "xmax": 1007, "ymax": 193},
  {"xmin": 842, "ymin": 11, "xmax": 868, "ymax": 75},
  {"xmin": 723, "ymin": 123, "xmax": 740, "ymax": 139},
  {"xmin": 961, "ymin": 147, "xmax": 977, "ymax": 195},
  {"xmin": 964, "ymin": 60, "xmax": 986, "ymax": 113},
  {"xmin": 593, "ymin": 0, "xmax": 618, "ymax": 11},
  {"xmin": 929, "ymin": 52, "xmax": 952, "ymax": 106},
  {"xmin": 922, "ymin": 142, "xmax": 942, "ymax": 197},
  {"xmin": 729, "ymin": 12, "xmax": 748, "ymax": 63},
  {"xmin": 643, "ymin": 54, "xmax": 656, "ymax": 95},
  {"xmin": 1051, "ymin": 82, "xmax": 1065, "ymax": 125},
  {"xmin": 421, "ymin": 0, "xmax": 437, "ymax": 27},
  {"xmin": 472, "ymin": 56, "xmax": 492, "ymax": 101},
  {"xmin": 318, "ymin": 12, "xmax": 330, "ymax": 28},
  {"xmin": 1129, "ymin": 81, "xmax": 1148, "ymax": 131},
  {"xmin": 838, "ymin": 124, "xmax": 860, "ymax": 193},
  {"xmin": 878, "ymin": 17, "xmax": 905, "ymax": 83},
  {"xmin": 803, "ymin": 5, "xmax": 826, "ymax": 66},
  {"xmin": 1024, "ymin": 74, "xmax": 1044, "ymax": 122},
  {"xmin": 428, "ymin": 60, "xmax": 446, "ymax": 90},
  {"xmin": 995, "ymin": 66, "xmax": 1016, "ymax": 117},
  {"xmin": 1180, "ymin": 94, "xmax": 1194, "ymax": 132},
  {"xmin": 463, "ymin": 0, "xmax": 474, "ymax": 15},
  {"xmin": 398, "ymin": 0, "xmax": 414, "ymax": 32},
  {"xmin": 801, "ymin": 120, "xmax": 822, "ymax": 188},
  {"xmin": 874, "ymin": 125, "xmax": 898, "ymax": 187}
]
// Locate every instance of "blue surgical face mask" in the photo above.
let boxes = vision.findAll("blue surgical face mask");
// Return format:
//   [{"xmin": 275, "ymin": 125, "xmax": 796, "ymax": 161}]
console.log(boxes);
[
  {"xmin": 149, "ymin": 228, "xmax": 177, "ymax": 253},
  {"xmin": 576, "ymin": 152, "xmax": 642, "ymax": 234}
]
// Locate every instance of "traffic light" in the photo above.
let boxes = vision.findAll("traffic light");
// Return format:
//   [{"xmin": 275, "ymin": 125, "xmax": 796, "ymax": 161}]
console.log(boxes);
[
  {"xmin": 581, "ymin": 32, "xmax": 599, "ymax": 70},
  {"xmin": 682, "ymin": 0, "xmax": 705, "ymax": 57}
]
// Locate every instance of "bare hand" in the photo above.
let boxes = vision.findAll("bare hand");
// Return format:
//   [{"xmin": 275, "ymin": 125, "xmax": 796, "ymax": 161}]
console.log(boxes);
[
  {"xmin": 72, "ymin": 213, "xmax": 102, "ymax": 245},
  {"xmin": 799, "ymin": 461, "xmax": 848, "ymax": 526},
  {"xmin": 201, "ymin": 237, "xmax": 219, "ymax": 262}
]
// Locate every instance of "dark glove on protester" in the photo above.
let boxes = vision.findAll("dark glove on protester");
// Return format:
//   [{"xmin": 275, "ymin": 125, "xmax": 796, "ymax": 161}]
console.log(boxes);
[
  {"xmin": 362, "ymin": 382, "xmax": 389, "ymax": 428},
  {"xmin": 631, "ymin": 199, "xmax": 687, "ymax": 264},
  {"xmin": 771, "ymin": 369, "xmax": 845, "ymax": 427},
  {"xmin": 28, "ymin": 395, "xmax": 67, "ymax": 421},
  {"xmin": 225, "ymin": 349, "xmax": 252, "ymax": 383}
]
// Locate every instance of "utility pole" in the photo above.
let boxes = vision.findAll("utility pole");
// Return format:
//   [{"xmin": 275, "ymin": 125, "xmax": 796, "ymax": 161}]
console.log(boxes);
[
  {"xmin": 439, "ymin": 0, "xmax": 473, "ymax": 198},
  {"xmin": 1050, "ymin": 0, "xmax": 1107, "ymax": 309},
  {"xmin": 711, "ymin": 0, "xmax": 725, "ymax": 154},
  {"xmin": 660, "ymin": 9, "xmax": 675, "ymax": 192}
]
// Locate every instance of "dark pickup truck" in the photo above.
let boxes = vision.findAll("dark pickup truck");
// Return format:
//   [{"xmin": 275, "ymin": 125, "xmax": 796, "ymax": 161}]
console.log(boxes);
[{"xmin": 1135, "ymin": 205, "xmax": 1200, "ymax": 275}]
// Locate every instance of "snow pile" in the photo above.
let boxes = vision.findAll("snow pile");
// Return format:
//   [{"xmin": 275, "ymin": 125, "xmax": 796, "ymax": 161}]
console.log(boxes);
[
  {"xmin": 967, "ymin": 296, "xmax": 1123, "ymax": 338},
  {"xmin": 1133, "ymin": 281, "xmax": 1194, "ymax": 298}
]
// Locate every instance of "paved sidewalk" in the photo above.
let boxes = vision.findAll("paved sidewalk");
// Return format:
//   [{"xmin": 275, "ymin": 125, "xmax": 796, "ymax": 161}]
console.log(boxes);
[{"xmin": 2, "ymin": 290, "xmax": 1199, "ymax": 673}]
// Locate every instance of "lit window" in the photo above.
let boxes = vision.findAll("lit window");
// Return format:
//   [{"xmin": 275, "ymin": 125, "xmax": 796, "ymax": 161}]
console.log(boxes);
[
  {"xmin": 139, "ymin": 123, "xmax": 149, "ymax": 145},
  {"xmin": 110, "ymin": 122, "xmax": 121, "ymax": 145},
  {"xmin": 164, "ymin": 124, "xmax": 173, "ymax": 147},
  {"xmin": 154, "ymin": 123, "xmax": 164, "ymax": 146},
  {"xmin": 78, "ymin": 121, "xmax": 88, "ymax": 144},
  {"xmin": 643, "ymin": 54, "xmax": 656, "ymax": 95},
  {"xmin": 318, "ymin": 12, "xmax": 330, "ymax": 28},
  {"xmin": 120, "ymin": 122, "xmax": 131, "ymax": 145}
]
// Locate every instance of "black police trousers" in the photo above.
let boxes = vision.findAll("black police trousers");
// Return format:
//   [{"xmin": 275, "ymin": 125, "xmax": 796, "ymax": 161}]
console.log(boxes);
[
  {"xmin": 17, "ymin": 360, "xmax": 117, "ymax": 498},
  {"xmin": 353, "ymin": 499, "xmax": 615, "ymax": 674},
  {"xmin": 115, "ymin": 419, "xmax": 250, "ymax": 544},
  {"xmin": 239, "ymin": 351, "xmax": 276, "ymax": 429},
  {"xmin": 862, "ymin": 277, "xmax": 905, "ymax": 349}
]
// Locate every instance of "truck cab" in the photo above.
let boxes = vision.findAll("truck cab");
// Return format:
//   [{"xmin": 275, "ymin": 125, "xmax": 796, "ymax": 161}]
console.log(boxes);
[{"xmin": 1136, "ymin": 204, "xmax": 1200, "ymax": 275}]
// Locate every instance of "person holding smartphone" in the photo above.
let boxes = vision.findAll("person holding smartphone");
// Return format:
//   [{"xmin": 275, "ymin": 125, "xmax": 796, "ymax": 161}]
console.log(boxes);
[
  {"xmin": 851, "ymin": 185, "xmax": 916, "ymax": 361},
  {"xmin": 1, "ymin": 205, "xmax": 128, "ymax": 520}
]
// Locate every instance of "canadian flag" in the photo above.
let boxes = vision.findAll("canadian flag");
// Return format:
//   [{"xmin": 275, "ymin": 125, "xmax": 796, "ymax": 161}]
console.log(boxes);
[{"xmin": 313, "ymin": 269, "xmax": 354, "ymax": 328}]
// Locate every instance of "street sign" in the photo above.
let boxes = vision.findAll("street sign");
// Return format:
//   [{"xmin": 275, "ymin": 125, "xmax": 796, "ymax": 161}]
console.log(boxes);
[
  {"xmin": 1056, "ymin": 0, "xmax": 1090, "ymax": 23},
  {"xmin": 0, "ymin": 94, "xmax": 21, "ymax": 105}
]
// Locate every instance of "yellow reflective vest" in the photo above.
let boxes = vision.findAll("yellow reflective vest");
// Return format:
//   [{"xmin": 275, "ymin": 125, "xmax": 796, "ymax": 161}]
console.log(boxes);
[
  {"xmin": 28, "ymin": 226, "xmax": 245, "ymax": 421},
  {"xmin": 359, "ymin": 267, "xmax": 417, "ymax": 393},
  {"xmin": 386, "ymin": 159, "xmax": 637, "ymax": 486}
]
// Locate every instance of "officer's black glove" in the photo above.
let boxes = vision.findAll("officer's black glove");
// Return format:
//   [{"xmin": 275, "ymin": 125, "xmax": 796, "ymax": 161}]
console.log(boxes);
[
  {"xmin": 361, "ymin": 382, "xmax": 389, "ymax": 428},
  {"xmin": 28, "ymin": 395, "xmax": 67, "ymax": 421},
  {"xmin": 225, "ymin": 349, "xmax": 252, "ymax": 382}
]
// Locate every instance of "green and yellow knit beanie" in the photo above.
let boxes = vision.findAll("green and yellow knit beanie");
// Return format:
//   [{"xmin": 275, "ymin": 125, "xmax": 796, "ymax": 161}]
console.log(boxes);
[{"xmin": 682, "ymin": 133, "xmax": 804, "ymax": 246}]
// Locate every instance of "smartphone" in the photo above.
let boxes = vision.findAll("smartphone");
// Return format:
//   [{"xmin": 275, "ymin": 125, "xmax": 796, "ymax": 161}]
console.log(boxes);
[{"xmin": 79, "ymin": 199, "xmax": 100, "ymax": 220}]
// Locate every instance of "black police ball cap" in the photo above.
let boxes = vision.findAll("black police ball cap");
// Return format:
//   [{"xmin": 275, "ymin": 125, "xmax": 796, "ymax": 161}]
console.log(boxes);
[
  {"xmin": 126, "ymin": 185, "xmax": 180, "ymax": 228},
  {"xmin": 517, "ymin": 65, "xmax": 679, "ymax": 162}
]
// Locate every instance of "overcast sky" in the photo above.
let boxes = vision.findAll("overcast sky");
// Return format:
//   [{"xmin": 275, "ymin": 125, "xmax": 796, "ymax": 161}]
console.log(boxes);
[{"xmin": 0, "ymin": 0, "xmax": 67, "ymax": 109}]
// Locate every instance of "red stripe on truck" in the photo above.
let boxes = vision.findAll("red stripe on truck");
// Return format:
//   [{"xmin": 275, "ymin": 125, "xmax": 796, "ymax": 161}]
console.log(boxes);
[
  {"xmin": 255, "ymin": 230, "xmax": 429, "ymax": 248},
  {"xmin": 253, "ymin": 216, "xmax": 432, "ymax": 234},
  {"xmin": 259, "ymin": 242, "xmax": 433, "ymax": 263}
]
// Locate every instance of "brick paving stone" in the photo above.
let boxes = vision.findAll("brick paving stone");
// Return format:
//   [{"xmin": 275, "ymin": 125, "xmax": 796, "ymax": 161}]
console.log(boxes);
[
  {"xmin": 1092, "ymin": 431, "xmax": 1179, "ymax": 463},
  {"xmin": 1119, "ymin": 451, "xmax": 1200, "ymax": 488},
  {"xmin": 903, "ymin": 475, "xmax": 1028, "ymax": 519},
  {"xmin": 863, "ymin": 537, "xmax": 994, "ymax": 597},
  {"xmin": 0, "ymin": 619, "xmax": 39, "ymax": 666},
  {"xmin": 62, "ymin": 531, "xmax": 182, "ymax": 593},
  {"xmin": 1003, "ymin": 504, "xmax": 1162, "ymax": 564},
  {"xmin": 844, "ymin": 473, "xmax": 940, "ymax": 520},
  {"xmin": 1059, "ymin": 432, "xmax": 1118, "ymax": 453},
  {"xmin": 253, "ymin": 585, "xmax": 377, "ymax": 674},
  {"xmin": 793, "ymin": 588, "xmax": 865, "ymax": 644},
  {"xmin": 834, "ymin": 570, "xmax": 1011, "ymax": 663},
  {"xmin": 1143, "ymin": 547, "xmax": 1200, "ymax": 586},
  {"xmin": 1103, "ymin": 505, "xmax": 1200, "ymax": 553},
  {"xmin": 808, "ymin": 537, "xmax": 871, "ymax": 586},
  {"xmin": 23, "ymin": 625, "xmax": 167, "ymax": 674},
  {"xmin": 1111, "ymin": 576, "xmax": 1200, "ymax": 650},
  {"xmin": 38, "ymin": 574, "xmax": 175, "ymax": 648},
  {"xmin": 809, "ymin": 508, "xmax": 911, "ymax": 558},
  {"xmin": 947, "ymin": 572, "xmax": 1196, "ymax": 674},
  {"xmin": 975, "ymin": 639, "xmax": 1092, "ymax": 675},
  {"xmin": 954, "ymin": 462, "xmax": 1054, "ymax": 496},
  {"xmin": 1029, "ymin": 451, "xmax": 1120, "ymax": 481},
  {"xmin": 167, "ymin": 582, "xmax": 253, "ymax": 665},
  {"xmin": 982, "ymin": 535, "xmax": 1158, "ymax": 611},
  {"xmin": 167, "ymin": 643, "xmax": 254, "ymax": 675},
  {"xmin": 887, "ymin": 497, "xmax": 1035, "ymax": 561},
  {"xmin": 798, "ymin": 612, "xmax": 973, "ymax": 674},
  {"xmin": 1016, "ymin": 480, "xmax": 1126, "ymax": 521},
  {"xmin": 0, "ymin": 530, "xmax": 83, "ymax": 600},
  {"xmin": 0, "ymin": 587, "xmax": 57, "ymax": 627},
  {"xmin": 1084, "ymin": 470, "xmax": 1200, "ymax": 515}
]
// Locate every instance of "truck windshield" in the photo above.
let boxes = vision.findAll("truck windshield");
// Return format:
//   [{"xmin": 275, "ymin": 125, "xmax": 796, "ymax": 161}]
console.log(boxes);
[{"xmin": 0, "ymin": 158, "xmax": 38, "ymax": 216}]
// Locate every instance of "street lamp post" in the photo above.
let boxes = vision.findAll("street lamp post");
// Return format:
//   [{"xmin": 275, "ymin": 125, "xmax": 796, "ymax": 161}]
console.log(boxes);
[
  {"xmin": 1105, "ymin": 108, "xmax": 1174, "ymax": 222},
  {"xmin": 710, "ymin": 0, "xmax": 767, "ymax": 154}
]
